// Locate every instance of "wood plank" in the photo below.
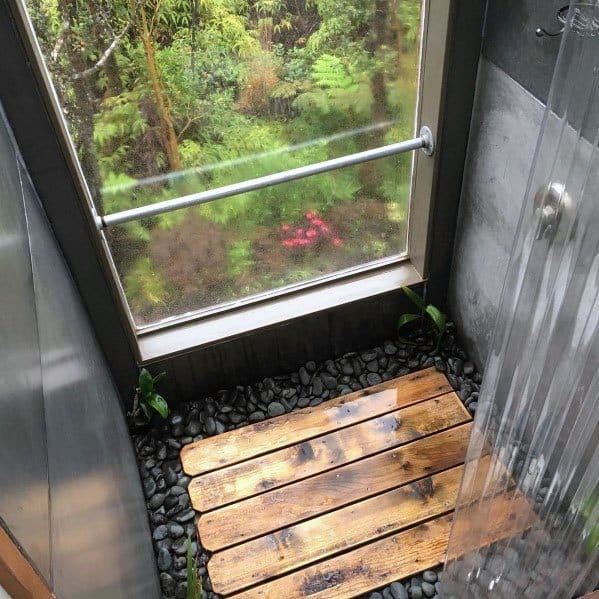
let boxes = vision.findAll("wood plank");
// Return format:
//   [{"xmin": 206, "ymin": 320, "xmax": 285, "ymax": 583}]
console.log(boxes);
[
  {"xmin": 198, "ymin": 423, "xmax": 472, "ymax": 550},
  {"xmin": 231, "ymin": 494, "xmax": 534, "ymax": 599},
  {"xmin": 209, "ymin": 465, "xmax": 464, "ymax": 595},
  {"xmin": 181, "ymin": 368, "xmax": 451, "ymax": 476},
  {"xmin": 232, "ymin": 515, "xmax": 450, "ymax": 599},
  {"xmin": 448, "ymin": 490, "xmax": 536, "ymax": 556},
  {"xmin": 191, "ymin": 393, "xmax": 470, "ymax": 512},
  {"xmin": 0, "ymin": 525, "xmax": 54, "ymax": 599}
]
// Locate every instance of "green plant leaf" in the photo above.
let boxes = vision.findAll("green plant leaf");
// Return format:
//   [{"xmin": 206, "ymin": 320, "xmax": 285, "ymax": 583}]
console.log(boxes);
[
  {"xmin": 187, "ymin": 536, "xmax": 203, "ymax": 599},
  {"xmin": 152, "ymin": 371, "xmax": 166, "ymax": 385},
  {"xmin": 425, "ymin": 304, "xmax": 447, "ymax": 335},
  {"xmin": 582, "ymin": 492, "xmax": 599, "ymax": 556},
  {"xmin": 402, "ymin": 286, "xmax": 426, "ymax": 312},
  {"xmin": 139, "ymin": 368, "xmax": 154, "ymax": 396},
  {"xmin": 398, "ymin": 313, "xmax": 421, "ymax": 330},
  {"xmin": 586, "ymin": 522, "xmax": 599, "ymax": 557},
  {"xmin": 147, "ymin": 393, "xmax": 169, "ymax": 419},
  {"xmin": 139, "ymin": 402, "xmax": 151, "ymax": 421}
]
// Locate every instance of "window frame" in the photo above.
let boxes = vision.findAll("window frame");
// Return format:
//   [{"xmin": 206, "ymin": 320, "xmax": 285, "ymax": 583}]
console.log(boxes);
[{"xmin": 7, "ymin": 0, "xmax": 456, "ymax": 364}]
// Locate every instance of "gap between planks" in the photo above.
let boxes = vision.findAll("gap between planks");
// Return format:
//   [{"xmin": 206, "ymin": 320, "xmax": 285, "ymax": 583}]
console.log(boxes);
[
  {"xmin": 209, "ymin": 465, "xmax": 463, "ymax": 595},
  {"xmin": 208, "ymin": 453, "xmax": 513, "ymax": 595},
  {"xmin": 180, "ymin": 368, "xmax": 530, "ymax": 599},
  {"xmin": 181, "ymin": 367, "xmax": 453, "ymax": 476},
  {"xmin": 191, "ymin": 392, "xmax": 471, "ymax": 513},
  {"xmin": 230, "ymin": 492, "xmax": 536, "ymax": 599},
  {"xmin": 199, "ymin": 422, "xmax": 473, "ymax": 551}
]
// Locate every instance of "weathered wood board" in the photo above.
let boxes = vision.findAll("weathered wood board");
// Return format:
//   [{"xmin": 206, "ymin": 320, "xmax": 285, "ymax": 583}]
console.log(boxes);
[
  {"xmin": 181, "ymin": 368, "xmax": 531, "ymax": 598},
  {"xmin": 181, "ymin": 367, "xmax": 452, "ymax": 476}
]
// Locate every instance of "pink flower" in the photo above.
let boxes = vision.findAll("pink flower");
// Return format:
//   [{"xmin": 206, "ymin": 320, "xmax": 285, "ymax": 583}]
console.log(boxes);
[
  {"xmin": 332, "ymin": 237, "xmax": 343, "ymax": 247},
  {"xmin": 305, "ymin": 211, "xmax": 316, "ymax": 220},
  {"xmin": 281, "ymin": 224, "xmax": 291, "ymax": 231},
  {"xmin": 295, "ymin": 228, "xmax": 304, "ymax": 236},
  {"xmin": 312, "ymin": 218, "xmax": 323, "ymax": 226},
  {"xmin": 320, "ymin": 224, "xmax": 330, "ymax": 233},
  {"xmin": 297, "ymin": 238, "xmax": 310, "ymax": 246},
  {"xmin": 282, "ymin": 239, "xmax": 294, "ymax": 247},
  {"xmin": 306, "ymin": 228, "xmax": 317, "ymax": 238}
]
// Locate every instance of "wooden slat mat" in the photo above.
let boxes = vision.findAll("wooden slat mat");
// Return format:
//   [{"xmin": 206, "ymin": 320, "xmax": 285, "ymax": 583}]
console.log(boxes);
[{"xmin": 180, "ymin": 367, "xmax": 524, "ymax": 597}]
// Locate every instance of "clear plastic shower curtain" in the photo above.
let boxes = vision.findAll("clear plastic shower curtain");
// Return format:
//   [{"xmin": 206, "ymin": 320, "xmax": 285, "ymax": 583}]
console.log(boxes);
[{"xmin": 441, "ymin": 3, "xmax": 599, "ymax": 598}]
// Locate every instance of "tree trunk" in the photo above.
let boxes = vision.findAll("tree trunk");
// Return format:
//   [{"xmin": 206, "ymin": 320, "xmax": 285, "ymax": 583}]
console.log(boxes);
[
  {"xmin": 191, "ymin": 0, "xmax": 199, "ymax": 74},
  {"xmin": 360, "ymin": 0, "xmax": 390, "ymax": 190},
  {"xmin": 369, "ymin": 0, "xmax": 390, "ymax": 132},
  {"xmin": 86, "ymin": 0, "xmax": 121, "ymax": 97},
  {"xmin": 56, "ymin": 0, "xmax": 102, "ymax": 203},
  {"xmin": 138, "ymin": 6, "xmax": 182, "ymax": 171}
]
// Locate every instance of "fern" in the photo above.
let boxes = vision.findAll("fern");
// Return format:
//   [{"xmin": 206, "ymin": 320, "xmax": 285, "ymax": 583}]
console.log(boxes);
[
  {"xmin": 311, "ymin": 54, "xmax": 354, "ymax": 89},
  {"xmin": 122, "ymin": 257, "xmax": 169, "ymax": 324},
  {"xmin": 228, "ymin": 239, "xmax": 254, "ymax": 277}
]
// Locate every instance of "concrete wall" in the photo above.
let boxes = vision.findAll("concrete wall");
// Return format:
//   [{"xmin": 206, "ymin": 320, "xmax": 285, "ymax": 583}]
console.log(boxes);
[
  {"xmin": 448, "ymin": 1, "xmax": 561, "ymax": 367},
  {"xmin": 0, "ymin": 105, "xmax": 159, "ymax": 597}
]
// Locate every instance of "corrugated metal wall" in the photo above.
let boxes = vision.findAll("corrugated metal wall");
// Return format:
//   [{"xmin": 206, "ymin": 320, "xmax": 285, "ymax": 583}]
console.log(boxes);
[
  {"xmin": 0, "ymin": 89, "xmax": 50, "ymax": 587},
  {"xmin": 0, "ymin": 106, "xmax": 159, "ymax": 597}
]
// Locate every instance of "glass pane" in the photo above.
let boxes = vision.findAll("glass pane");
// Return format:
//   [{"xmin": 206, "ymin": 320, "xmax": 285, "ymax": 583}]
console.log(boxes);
[
  {"xmin": 109, "ymin": 155, "xmax": 409, "ymax": 325},
  {"xmin": 25, "ymin": 0, "xmax": 423, "ymax": 326}
]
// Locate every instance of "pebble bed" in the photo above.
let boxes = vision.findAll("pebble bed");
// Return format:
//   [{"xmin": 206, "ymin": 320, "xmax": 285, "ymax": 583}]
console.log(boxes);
[{"xmin": 133, "ymin": 322, "xmax": 482, "ymax": 599}]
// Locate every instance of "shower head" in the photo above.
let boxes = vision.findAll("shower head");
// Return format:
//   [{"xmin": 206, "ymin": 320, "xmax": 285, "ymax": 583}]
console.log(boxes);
[
  {"xmin": 559, "ymin": 2, "xmax": 599, "ymax": 37},
  {"xmin": 536, "ymin": 2, "xmax": 599, "ymax": 38}
]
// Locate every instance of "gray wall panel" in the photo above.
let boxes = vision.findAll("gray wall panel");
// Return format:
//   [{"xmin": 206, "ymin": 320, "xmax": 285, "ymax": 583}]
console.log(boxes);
[
  {"xmin": 483, "ymin": 0, "xmax": 562, "ymax": 103},
  {"xmin": 448, "ymin": 60, "xmax": 545, "ymax": 366},
  {"xmin": 0, "ymin": 104, "xmax": 158, "ymax": 597},
  {"xmin": 0, "ymin": 110, "xmax": 51, "ymax": 582},
  {"xmin": 0, "ymin": 2, "xmax": 138, "ymax": 401},
  {"xmin": 448, "ymin": 0, "xmax": 564, "ymax": 366},
  {"xmin": 22, "ymin": 162, "xmax": 160, "ymax": 598}
]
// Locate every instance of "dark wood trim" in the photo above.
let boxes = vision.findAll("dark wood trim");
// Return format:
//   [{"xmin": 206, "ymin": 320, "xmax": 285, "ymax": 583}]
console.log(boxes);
[
  {"xmin": 0, "ymin": 524, "xmax": 54, "ymax": 599},
  {"xmin": 425, "ymin": 2, "xmax": 486, "ymax": 308},
  {"xmin": 0, "ymin": 0, "xmax": 138, "ymax": 406}
]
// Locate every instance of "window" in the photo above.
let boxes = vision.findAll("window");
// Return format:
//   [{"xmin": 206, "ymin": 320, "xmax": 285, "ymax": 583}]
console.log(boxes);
[{"xmin": 20, "ymin": 0, "xmax": 450, "ymax": 358}]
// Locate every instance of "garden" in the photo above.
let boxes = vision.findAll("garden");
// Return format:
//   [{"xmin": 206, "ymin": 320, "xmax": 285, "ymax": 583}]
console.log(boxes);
[{"xmin": 28, "ymin": 0, "xmax": 421, "ymax": 324}]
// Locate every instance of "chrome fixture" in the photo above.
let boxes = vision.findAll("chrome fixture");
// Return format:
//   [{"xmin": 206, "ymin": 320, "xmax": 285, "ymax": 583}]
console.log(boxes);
[
  {"xmin": 533, "ymin": 181, "xmax": 571, "ymax": 240},
  {"xmin": 97, "ymin": 127, "xmax": 435, "ymax": 229},
  {"xmin": 536, "ymin": 3, "xmax": 599, "ymax": 38}
]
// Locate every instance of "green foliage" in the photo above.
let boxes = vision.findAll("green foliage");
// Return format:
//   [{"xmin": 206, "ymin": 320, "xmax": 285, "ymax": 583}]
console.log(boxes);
[
  {"xmin": 398, "ymin": 286, "xmax": 447, "ymax": 347},
  {"xmin": 397, "ymin": 1, "xmax": 422, "ymax": 46},
  {"xmin": 123, "ymin": 256, "xmax": 169, "ymax": 310},
  {"xmin": 311, "ymin": 54, "xmax": 354, "ymax": 89},
  {"xmin": 228, "ymin": 240, "xmax": 254, "ymax": 277},
  {"xmin": 28, "ymin": 0, "xmax": 423, "ymax": 323},
  {"xmin": 130, "ymin": 368, "xmax": 169, "ymax": 426},
  {"xmin": 304, "ymin": 0, "xmax": 372, "ymax": 55},
  {"xmin": 402, "ymin": 286, "xmax": 425, "ymax": 311},
  {"xmin": 186, "ymin": 537, "xmax": 203, "ymax": 599},
  {"xmin": 94, "ymin": 94, "xmax": 148, "ymax": 153},
  {"xmin": 581, "ymin": 491, "xmax": 599, "ymax": 557}
]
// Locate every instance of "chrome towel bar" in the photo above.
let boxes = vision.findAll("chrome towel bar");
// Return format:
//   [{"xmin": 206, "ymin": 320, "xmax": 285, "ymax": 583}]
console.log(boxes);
[{"xmin": 97, "ymin": 126, "xmax": 434, "ymax": 229}]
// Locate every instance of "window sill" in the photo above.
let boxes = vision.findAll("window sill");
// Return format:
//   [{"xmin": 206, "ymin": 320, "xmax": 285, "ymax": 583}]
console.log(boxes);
[{"xmin": 137, "ymin": 258, "xmax": 423, "ymax": 363}]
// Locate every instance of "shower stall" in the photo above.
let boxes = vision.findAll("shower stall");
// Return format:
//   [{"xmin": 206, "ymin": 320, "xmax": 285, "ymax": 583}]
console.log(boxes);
[{"xmin": 443, "ymin": 3, "xmax": 599, "ymax": 596}]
